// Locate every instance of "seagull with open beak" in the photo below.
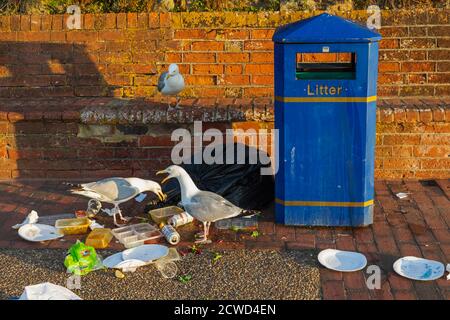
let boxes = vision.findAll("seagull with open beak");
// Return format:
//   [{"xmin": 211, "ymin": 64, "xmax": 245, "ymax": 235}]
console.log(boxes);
[{"xmin": 70, "ymin": 177, "xmax": 166, "ymax": 227}]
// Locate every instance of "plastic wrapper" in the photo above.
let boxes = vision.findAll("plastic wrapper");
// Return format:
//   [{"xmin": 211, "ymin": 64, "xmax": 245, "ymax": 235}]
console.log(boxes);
[{"xmin": 64, "ymin": 240, "xmax": 103, "ymax": 276}]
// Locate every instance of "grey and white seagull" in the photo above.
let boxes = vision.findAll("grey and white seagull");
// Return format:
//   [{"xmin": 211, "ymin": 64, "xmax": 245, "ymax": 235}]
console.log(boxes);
[
  {"xmin": 69, "ymin": 177, "xmax": 166, "ymax": 227},
  {"xmin": 158, "ymin": 63, "xmax": 185, "ymax": 111},
  {"xmin": 157, "ymin": 165, "xmax": 254, "ymax": 243}
]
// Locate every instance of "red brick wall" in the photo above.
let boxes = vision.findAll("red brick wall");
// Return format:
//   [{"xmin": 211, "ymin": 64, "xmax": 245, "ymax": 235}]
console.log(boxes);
[
  {"xmin": 0, "ymin": 10, "xmax": 448, "ymax": 181},
  {"xmin": 0, "ymin": 9, "xmax": 448, "ymax": 99},
  {"xmin": 0, "ymin": 97, "xmax": 448, "ymax": 180}
]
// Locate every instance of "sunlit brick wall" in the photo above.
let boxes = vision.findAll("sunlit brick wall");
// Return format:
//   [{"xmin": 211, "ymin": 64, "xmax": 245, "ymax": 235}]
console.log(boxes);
[{"xmin": 0, "ymin": 9, "xmax": 448, "ymax": 99}]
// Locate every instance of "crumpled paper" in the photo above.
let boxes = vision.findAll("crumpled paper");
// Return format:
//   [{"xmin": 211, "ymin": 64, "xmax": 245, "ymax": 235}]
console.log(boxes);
[
  {"xmin": 446, "ymin": 264, "xmax": 449, "ymax": 280},
  {"xmin": 12, "ymin": 210, "xmax": 38, "ymax": 229},
  {"xmin": 19, "ymin": 282, "xmax": 82, "ymax": 300}
]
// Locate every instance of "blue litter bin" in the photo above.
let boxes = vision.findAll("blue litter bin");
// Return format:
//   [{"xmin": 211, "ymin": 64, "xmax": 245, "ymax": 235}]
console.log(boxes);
[{"xmin": 272, "ymin": 13, "xmax": 382, "ymax": 226}]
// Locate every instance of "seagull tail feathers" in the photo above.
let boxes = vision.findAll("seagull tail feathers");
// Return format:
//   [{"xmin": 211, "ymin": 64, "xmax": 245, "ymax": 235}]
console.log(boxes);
[{"xmin": 69, "ymin": 189, "xmax": 103, "ymax": 201}]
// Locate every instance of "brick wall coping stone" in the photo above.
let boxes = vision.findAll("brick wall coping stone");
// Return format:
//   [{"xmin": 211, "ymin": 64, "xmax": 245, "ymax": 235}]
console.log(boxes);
[{"xmin": 0, "ymin": 97, "xmax": 448, "ymax": 124}]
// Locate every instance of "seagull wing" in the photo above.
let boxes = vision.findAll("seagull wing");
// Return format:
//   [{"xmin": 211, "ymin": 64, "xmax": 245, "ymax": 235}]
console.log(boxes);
[
  {"xmin": 184, "ymin": 191, "xmax": 242, "ymax": 222},
  {"xmin": 157, "ymin": 72, "xmax": 168, "ymax": 92},
  {"xmin": 79, "ymin": 178, "xmax": 139, "ymax": 202}
]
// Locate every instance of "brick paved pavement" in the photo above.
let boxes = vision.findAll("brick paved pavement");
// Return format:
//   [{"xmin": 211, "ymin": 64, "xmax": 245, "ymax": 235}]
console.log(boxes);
[{"xmin": 0, "ymin": 179, "xmax": 448, "ymax": 300}]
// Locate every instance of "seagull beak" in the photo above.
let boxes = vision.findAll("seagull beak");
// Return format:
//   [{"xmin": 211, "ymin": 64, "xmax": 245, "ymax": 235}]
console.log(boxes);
[
  {"xmin": 156, "ymin": 190, "xmax": 166, "ymax": 202},
  {"xmin": 156, "ymin": 170, "xmax": 171, "ymax": 185}
]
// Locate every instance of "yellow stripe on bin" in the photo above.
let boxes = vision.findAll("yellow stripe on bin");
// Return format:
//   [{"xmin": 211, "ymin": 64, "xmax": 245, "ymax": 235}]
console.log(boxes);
[
  {"xmin": 275, "ymin": 96, "xmax": 377, "ymax": 103},
  {"xmin": 275, "ymin": 198, "xmax": 374, "ymax": 207}
]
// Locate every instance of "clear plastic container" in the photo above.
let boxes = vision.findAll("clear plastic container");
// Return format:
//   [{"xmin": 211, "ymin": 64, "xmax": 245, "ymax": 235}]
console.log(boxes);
[
  {"xmin": 215, "ymin": 216, "xmax": 258, "ymax": 231},
  {"xmin": 55, "ymin": 217, "xmax": 91, "ymax": 235},
  {"xmin": 154, "ymin": 248, "xmax": 181, "ymax": 278},
  {"xmin": 149, "ymin": 206, "xmax": 184, "ymax": 224},
  {"xmin": 111, "ymin": 223, "xmax": 163, "ymax": 249},
  {"xmin": 85, "ymin": 228, "xmax": 113, "ymax": 249}
]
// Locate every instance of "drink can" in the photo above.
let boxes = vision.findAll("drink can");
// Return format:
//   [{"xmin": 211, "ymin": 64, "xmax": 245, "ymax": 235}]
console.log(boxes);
[
  {"xmin": 168, "ymin": 212, "xmax": 194, "ymax": 228},
  {"xmin": 159, "ymin": 223, "xmax": 180, "ymax": 245}
]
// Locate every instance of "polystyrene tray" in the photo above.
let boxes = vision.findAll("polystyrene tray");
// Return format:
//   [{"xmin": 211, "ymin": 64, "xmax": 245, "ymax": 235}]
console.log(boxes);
[{"xmin": 111, "ymin": 223, "xmax": 163, "ymax": 249}]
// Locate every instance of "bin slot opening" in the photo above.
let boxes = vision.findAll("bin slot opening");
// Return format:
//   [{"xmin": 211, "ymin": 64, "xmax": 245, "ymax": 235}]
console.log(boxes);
[{"xmin": 296, "ymin": 52, "xmax": 356, "ymax": 80}]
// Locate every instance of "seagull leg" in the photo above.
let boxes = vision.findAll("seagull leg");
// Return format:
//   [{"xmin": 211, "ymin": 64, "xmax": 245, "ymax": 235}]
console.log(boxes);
[
  {"xmin": 205, "ymin": 221, "xmax": 211, "ymax": 237},
  {"xmin": 195, "ymin": 221, "xmax": 212, "ymax": 244},
  {"xmin": 175, "ymin": 96, "xmax": 182, "ymax": 109},
  {"xmin": 167, "ymin": 101, "xmax": 175, "ymax": 111},
  {"xmin": 113, "ymin": 212, "xmax": 118, "ymax": 227},
  {"xmin": 111, "ymin": 205, "xmax": 129, "ymax": 227}
]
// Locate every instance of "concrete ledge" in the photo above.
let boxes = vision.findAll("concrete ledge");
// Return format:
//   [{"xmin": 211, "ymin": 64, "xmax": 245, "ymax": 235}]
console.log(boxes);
[{"xmin": 0, "ymin": 97, "xmax": 448, "ymax": 124}]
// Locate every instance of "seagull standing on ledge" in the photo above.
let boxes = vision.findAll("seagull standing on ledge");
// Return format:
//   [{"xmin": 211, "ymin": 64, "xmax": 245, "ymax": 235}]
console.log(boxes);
[
  {"xmin": 69, "ymin": 177, "xmax": 166, "ymax": 227},
  {"xmin": 158, "ymin": 63, "xmax": 185, "ymax": 111},
  {"xmin": 157, "ymin": 165, "xmax": 255, "ymax": 243}
]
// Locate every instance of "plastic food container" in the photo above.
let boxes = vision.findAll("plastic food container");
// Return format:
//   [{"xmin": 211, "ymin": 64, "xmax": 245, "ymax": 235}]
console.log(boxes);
[
  {"xmin": 85, "ymin": 228, "xmax": 113, "ymax": 249},
  {"xmin": 154, "ymin": 248, "xmax": 181, "ymax": 279},
  {"xmin": 55, "ymin": 217, "xmax": 91, "ymax": 235},
  {"xmin": 215, "ymin": 216, "xmax": 258, "ymax": 231},
  {"xmin": 111, "ymin": 223, "xmax": 163, "ymax": 249},
  {"xmin": 149, "ymin": 206, "xmax": 184, "ymax": 224}
]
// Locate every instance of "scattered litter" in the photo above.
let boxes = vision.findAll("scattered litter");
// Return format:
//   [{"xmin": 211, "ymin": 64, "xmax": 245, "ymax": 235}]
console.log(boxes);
[
  {"xmin": 115, "ymin": 270, "xmax": 125, "ymax": 279},
  {"xmin": 251, "ymin": 230, "xmax": 260, "ymax": 238},
  {"xmin": 114, "ymin": 259, "xmax": 147, "ymax": 272},
  {"xmin": 103, "ymin": 246, "xmax": 180, "ymax": 278},
  {"xmin": 149, "ymin": 206, "xmax": 184, "ymax": 224},
  {"xmin": 393, "ymin": 256, "xmax": 445, "ymax": 281},
  {"xmin": 85, "ymin": 228, "xmax": 112, "ymax": 249},
  {"xmin": 212, "ymin": 252, "xmax": 223, "ymax": 264},
  {"xmin": 18, "ymin": 223, "xmax": 63, "ymax": 242},
  {"xmin": 396, "ymin": 192, "xmax": 410, "ymax": 199},
  {"xmin": 178, "ymin": 274, "xmax": 192, "ymax": 284},
  {"xmin": 37, "ymin": 213, "xmax": 75, "ymax": 226},
  {"xmin": 87, "ymin": 199, "xmax": 102, "ymax": 216},
  {"xmin": 122, "ymin": 244, "xmax": 169, "ymax": 262},
  {"xmin": 112, "ymin": 223, "xmax": 163, "ymax": 249},
  {"xmin": 64, "ymin": 240, "xmax": 102, "ymax": 276},
  {"xmin": 19, "ymin": 282, "xmax": 82, "ymax": 300},
  {"xmin": 153, "ymin": 248, "xmax": 180, "ymax": 278},
  {"xmin": 56, "ymin": 217, "xmax": 91, "ymax": 235},
  {"xmin": 134, "ymin": 193, "xmax": 147, "ymax": 203},
  {"xmin": 89, "ymin": 221, "xmax": 104, "ymax": 230},
  {"xmin": 160, "ymin": 222, "xmax": 180, "ymax": 245},
  {"xmin": 156, "ymin": 261, "xmax": 178, "ymax": 278},
  {"xmin": 103, "ymin": 252, "xmax": 145, "ymax": 272},
  {"xmin": 318, "ymin": 249, "xmax": 367, "ymax": 272},
  {"xmin": 216, "ymin": 216, "xmax": 258, "ymax": 231},
  {"xmin": 168, "ymin": 212, "xmax": 194, "ymax": 228},
  {"xmin": 12, "ymin": 210, "xmax": 38, "ymax": 229}
]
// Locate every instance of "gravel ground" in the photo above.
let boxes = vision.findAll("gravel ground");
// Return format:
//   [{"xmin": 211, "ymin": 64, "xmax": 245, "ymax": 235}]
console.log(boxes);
[{"xmin": 0, "ymin": 248, "xmax": 321, "ymax": 300}]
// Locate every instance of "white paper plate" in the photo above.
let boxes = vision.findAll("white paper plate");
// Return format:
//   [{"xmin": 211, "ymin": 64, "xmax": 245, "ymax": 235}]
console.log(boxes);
[
  {"xmin": 18, "ymin": 224, "xmax": 63, "ymax": 242},
  {"xmin": 318, "ymin": 249, "xmax": 367, "ymax": 272},
  {"xmin": 103, "ymin": 252, "xmax": 147, "ymax": 272},
  {"xmin": 115, "ymin": 259, "xmax": 147, "ymax": 271},
  {"xmin": 393, "ymin": 256, "xmax": 445, "ymax": 281},
  {"xmin": 103, "ymin": 252, "xmax": 125, "ymax": 269},
  {"xmin": 122, "ymin": 244, "xmax": 169, "ymax": 263}
]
